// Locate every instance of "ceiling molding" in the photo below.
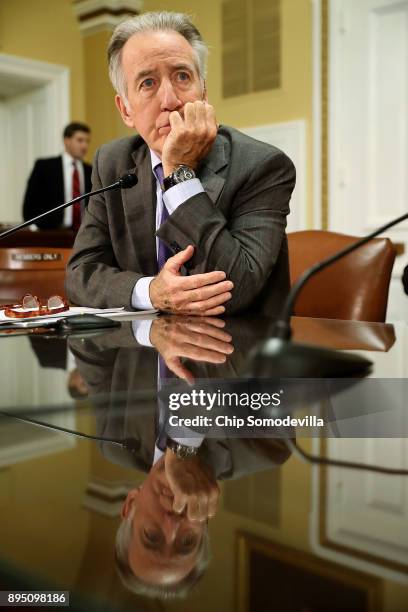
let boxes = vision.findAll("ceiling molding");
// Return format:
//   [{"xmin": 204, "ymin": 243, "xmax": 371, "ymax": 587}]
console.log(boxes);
[{"xmin": 73, "ymin": 0, "xmax": 142, "ymax": 35}]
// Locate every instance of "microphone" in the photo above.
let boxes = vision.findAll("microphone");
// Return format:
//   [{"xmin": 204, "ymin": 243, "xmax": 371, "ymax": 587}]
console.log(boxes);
[
  {"xmin": 117, "ymin": 173, "xmax": 138, "ymax": 189},
  {"xmin": 249, "ymin": 212, "xmax": 408, "ymax": 378},
  {"xmin": 0, "ymin": 172, "xmax": 138, "ymax": 241}
]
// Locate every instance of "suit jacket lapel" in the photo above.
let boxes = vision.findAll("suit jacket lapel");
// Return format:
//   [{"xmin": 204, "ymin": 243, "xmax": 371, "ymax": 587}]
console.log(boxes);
[
  {"xmin": 198, "ymin": 133, "xmax": 228, "ymax": 204},
  {"xmin": 123, "ymin": 142, "xmax": 157, "ymax": 276}
]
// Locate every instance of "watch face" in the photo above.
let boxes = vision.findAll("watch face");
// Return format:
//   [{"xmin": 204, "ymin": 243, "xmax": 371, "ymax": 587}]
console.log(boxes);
[{"xmin": 175, "ymin": 165, "xmax": 195, "ymax": 182}]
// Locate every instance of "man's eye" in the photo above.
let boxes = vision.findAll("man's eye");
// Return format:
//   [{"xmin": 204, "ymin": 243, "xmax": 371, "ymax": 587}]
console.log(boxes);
[
  {"xmin": 180, "ymin": 535, "xmax": 196, "ymax": 552},
  {"xmin": 141, "ymin": 78, "xmax": 155, "ymax": 89},
  {"xmin": 177, "ymin": 72, "xmax": 190, "ymax": 81},
  {"xmin": 144, "ymin": 529, "xmax": 160, "ymax": 544}
]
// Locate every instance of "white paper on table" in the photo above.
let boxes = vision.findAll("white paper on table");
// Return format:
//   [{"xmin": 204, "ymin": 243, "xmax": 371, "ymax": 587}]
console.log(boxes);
[{"xmin": 0, "ymin": 306, "xmax": 157, "ymax": 325}]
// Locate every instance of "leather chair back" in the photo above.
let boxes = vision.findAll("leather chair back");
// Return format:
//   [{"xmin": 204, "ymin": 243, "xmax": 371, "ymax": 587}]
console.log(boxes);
[
  {"xmin": 0, "ymin": 247, "xmax": 72, "ymax": 302},
  {"xmin": 288, "ymin": 230, "xmax": 396, "ymax": 322}
]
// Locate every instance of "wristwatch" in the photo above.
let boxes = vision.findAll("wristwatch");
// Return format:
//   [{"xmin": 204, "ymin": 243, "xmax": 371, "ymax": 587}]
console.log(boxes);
[
  {"xmin": 163, "ymin": 165, "xmax": 196, "ymax": 191},
  {"xmin": 166, "ymin": 437, "xmax": 199, "ymax": 460}
]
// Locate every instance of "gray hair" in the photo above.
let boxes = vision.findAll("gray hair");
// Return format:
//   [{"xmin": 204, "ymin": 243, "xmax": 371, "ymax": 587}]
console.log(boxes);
[
  {"xmin": 115, "ymin": 514, "xmax": 210, "ymax": 599},
  {"xmin": 108, "ymin": 11, "xmax": 209, "ymax": 102}
]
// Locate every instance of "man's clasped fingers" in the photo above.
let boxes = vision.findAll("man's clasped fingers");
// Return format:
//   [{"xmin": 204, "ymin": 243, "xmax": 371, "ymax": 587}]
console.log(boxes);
[
  {"xmin": 178, "ymin": 269, "xmax": 228, "ymax": 290},
  {"xmin": 159, "ymin": 276, "xmax": 234, "ymax": 314},
  {"xmin": 167, "ymin": 288, "xmax": 232, "ymax": 315},
  {"xmin": 182, "ymin": 279, "xmax": 234, "ymax": 303},
  {"xmin": 181, "ymin": 319, "xmax": 232, "ymax": 343},
  {"xmin": 150, "ymin": 246, "xmax": 235, "ymax": 315},
  {"xmin": 169, "ymin": 326, "xmax": 233, "ymax": 355},
  {"xmin": 170, "ymin": 343, "xmax": 229, "ymax": 364}
]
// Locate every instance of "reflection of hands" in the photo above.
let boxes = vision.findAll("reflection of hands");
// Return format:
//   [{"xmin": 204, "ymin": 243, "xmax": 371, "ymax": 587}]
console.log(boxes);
[
  {"xmin": 160, "ymin": 448, "xmax": 220, "ymax": 522},
  {"xmin": 150, "ymin": 315, "xmax": 234, "ymax": 382},
  {"xmin": 162, "ymin": 101, "xmax": 218, "ymax": 176},
  {"xmin": 149, "ymin": 246, "xmax": 233, "ymax": 316}
]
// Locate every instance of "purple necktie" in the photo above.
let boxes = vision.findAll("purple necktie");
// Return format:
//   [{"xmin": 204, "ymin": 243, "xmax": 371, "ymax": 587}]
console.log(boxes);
[
  {"xmin": 154, "ymin": 163, "xmax": 172, "ymax": 270},
  {"xmin": 156, "ymin": 354, "xmax": 172, "ymax": 451}
]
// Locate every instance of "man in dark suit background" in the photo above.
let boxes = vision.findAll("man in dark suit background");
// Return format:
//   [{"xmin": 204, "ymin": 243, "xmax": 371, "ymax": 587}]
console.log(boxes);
[
  {"xmin": 22, "ymin": 122, "xmax": 92, "ymax": 230},
  {"xmin": 66, "ymin": 12, "xmax": 296, "ymax": 315}
]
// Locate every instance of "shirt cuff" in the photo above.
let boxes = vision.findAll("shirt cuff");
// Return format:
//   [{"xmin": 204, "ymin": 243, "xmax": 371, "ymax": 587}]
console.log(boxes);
[
  {"xmin": 131, "ymin": 319, "xmax": 154, "ymax": 347},
  {"xmin": 163, "ymin": 178, "xmax": 204, "ymax": 214},
  {"xmin": 132, "ymin": 276, "xmax": 154, "ymax": 310}
]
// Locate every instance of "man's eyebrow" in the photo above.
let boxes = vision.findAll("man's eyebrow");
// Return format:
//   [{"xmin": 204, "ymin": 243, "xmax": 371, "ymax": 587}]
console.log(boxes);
[
  {"xmin": 134, "ymin": 69, "xmax": 156, "ymax": 83},
  {"xmin": 172, "ymin": 63, "xmax": 195, "ymax": 72},
  {"xmin": 134, "ymin": 63, "xmax": 196, "ymax": 83}
]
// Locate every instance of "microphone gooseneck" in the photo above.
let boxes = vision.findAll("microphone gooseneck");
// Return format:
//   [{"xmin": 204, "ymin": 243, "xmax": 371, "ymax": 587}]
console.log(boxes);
[
  {"xmin": 0, "ymin": 172, "xmax": 138, "ymax": 241},
  {"xmin": 274, "ymin": 211, "xmax": 408, "ymax": 340},
  {"xmin": 248, "ymin": 212, "xmax": 408, "ymax": 378}
]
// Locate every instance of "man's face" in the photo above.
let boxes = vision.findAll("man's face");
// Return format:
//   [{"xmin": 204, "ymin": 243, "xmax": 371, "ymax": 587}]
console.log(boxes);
[
  {"xmin": 115, "ymin": 30, "xmax": 206, "ymax": 156},
  {"xmin": 64, "ymin": 131, "xmax": 90, "ymax": 160},
  {"xmin": 122, "ymin": 460, "xmax": 205, "ymax": 585}
]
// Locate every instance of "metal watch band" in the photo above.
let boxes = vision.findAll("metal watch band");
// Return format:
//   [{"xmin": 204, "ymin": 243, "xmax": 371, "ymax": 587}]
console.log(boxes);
[{"xmin": 166, "ymin": 437, "xmax": 199, "ymax": 459}]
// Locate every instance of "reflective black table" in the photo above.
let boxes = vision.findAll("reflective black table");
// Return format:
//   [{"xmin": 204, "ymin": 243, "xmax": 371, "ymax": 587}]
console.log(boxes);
[{"xmin": 0, "ymin": 314, "xmax": 406, "ymax": 612}]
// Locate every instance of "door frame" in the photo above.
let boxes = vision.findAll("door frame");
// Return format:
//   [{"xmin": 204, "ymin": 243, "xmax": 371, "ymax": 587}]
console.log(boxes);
[{"xmin": 0, "ymin": 53, "xmax": 70, "ymax": 157}]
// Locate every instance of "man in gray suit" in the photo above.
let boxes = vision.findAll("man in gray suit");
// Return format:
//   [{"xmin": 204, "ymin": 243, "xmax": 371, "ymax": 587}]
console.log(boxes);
[{"xmin": 66, "ymin": 11, "xmax": 296, "ymax": 315}]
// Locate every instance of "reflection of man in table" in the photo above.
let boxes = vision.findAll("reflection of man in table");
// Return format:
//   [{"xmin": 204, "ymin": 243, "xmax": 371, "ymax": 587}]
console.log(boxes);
[
  {"xmin": 27, "ymin": 336, "xmax": 89, "ymax": 399},
  {"xmin": 69, "ymin": 316, "xmax": 291, "ymax": 597},
  {"xmin": 66, "ymin": 11, "xmax": 295, "ymax": 315},
  {"xmin": 22, "ymin": 122, "xmax": 92, "ymax": 230},
  {"xmin": 116, "ymin": 447, "xmax": 217, "ymax": 598}
]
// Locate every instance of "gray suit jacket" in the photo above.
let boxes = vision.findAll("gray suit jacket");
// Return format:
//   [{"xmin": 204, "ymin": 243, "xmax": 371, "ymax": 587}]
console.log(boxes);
[{"xmin": 66, "ymin": 126, "xmax": 296, "ymax": 315}]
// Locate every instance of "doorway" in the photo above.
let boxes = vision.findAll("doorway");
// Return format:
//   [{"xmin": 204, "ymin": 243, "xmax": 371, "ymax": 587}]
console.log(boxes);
[{"xmin": 0, "ymin": 53, "xmax": 69, "ymax": 224}]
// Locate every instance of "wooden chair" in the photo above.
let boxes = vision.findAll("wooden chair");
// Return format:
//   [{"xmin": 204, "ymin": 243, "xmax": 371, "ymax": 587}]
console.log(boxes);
[
  {"xmin": 287, "ymin": 230, "xmax": 396, "ymax": 322},
  {"xmin": 0, "ymin": 247, "xmax": 72, "ymax": 303}
]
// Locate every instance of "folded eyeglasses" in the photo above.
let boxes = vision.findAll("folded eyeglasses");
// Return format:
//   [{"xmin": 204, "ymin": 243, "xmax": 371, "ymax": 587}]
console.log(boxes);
[{"xmin": 2, "ymin": 294, "xmax": 69, "ymax": 318}]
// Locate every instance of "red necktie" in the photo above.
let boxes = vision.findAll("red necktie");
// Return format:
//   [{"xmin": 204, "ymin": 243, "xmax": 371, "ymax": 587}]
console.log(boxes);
[{"xmin": 72, "ymin": 161, "xmax": 81, "ymax": 232}]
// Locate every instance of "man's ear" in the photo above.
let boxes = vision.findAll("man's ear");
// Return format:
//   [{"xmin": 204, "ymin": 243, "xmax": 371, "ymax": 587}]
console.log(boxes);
[
  {"xmin": 121, "ymin": 487, "xmax": 140, "ymax": 518},
  {"xmin": 115, "ymin": 94, "xmax": 134, "ymax": 129}
]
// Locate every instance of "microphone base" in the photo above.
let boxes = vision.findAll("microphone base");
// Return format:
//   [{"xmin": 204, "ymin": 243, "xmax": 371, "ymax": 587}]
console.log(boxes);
[{"xmin": 247, "ymin": 338, "xmax": 373, "ymax": 378}]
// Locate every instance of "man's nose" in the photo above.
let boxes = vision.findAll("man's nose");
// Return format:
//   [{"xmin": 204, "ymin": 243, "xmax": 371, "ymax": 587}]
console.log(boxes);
[
  {"xmin": 161, "ymin": 511, "xmax": 182, "ymax": 543},
  {"xmin": 159, "ymin": 79, "xmax": 182, "ymax": 112}
]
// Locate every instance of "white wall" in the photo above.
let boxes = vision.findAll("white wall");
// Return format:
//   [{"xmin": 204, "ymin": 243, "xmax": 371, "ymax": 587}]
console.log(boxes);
[
  {"xmin": 0, "ymin": 53, "xmax": 69, "ymax": 223},
  {"xmin": 328, "ymin": 0, "xmax": 408, "ymax": 322}
]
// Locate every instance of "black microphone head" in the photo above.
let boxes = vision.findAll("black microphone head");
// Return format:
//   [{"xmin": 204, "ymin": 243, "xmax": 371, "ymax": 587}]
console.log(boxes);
[{"xmin": 118, "ymin": 173, "xmax": 138, "ymax": 189}]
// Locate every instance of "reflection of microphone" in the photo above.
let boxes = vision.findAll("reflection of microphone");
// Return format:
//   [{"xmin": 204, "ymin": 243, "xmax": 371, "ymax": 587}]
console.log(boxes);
[
  {"xmin": 0, "ymin": 173, "xmax": 138, "ymax": 241},
  {"xmin": 285, "ymin": 437, "xmax": 408, "ymax": 476},
  {"xmin": 251, "ymin": 212, "xmax": 407, "ymax": 378}
]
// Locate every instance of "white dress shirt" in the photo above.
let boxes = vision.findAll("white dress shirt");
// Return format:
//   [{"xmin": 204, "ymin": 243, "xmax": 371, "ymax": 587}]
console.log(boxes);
[
  {"xmin": 62, "ymin": 152, "xmax": 85, "ymax": 228},
  {"xmin": 131, "ymin": 149, "xmax": 204, "ymax": 309}
]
